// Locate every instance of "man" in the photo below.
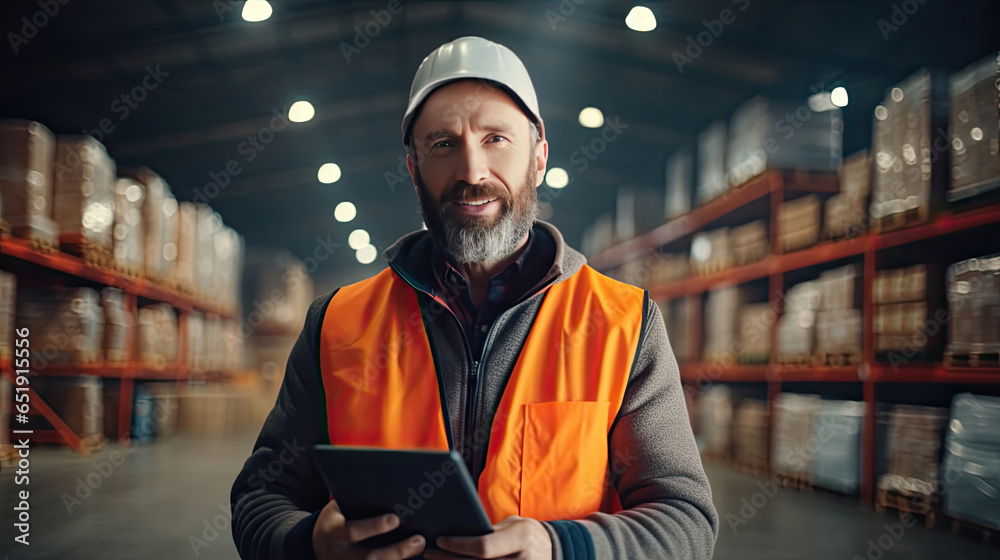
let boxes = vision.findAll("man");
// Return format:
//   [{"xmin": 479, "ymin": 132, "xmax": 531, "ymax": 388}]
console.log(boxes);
[{"xmin": 231, "ymin": 36, "xmax": 718, "ymax": 560}]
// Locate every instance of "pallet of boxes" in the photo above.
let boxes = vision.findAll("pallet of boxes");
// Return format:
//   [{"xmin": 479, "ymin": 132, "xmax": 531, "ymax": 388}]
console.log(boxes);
[
  {"xmin": 814, "ymin": 265, "xmax": 862, "ymax": 366},
  {"xmin": 826, "ymin": 151, "xmax": 871, "ymax": 240},
  {"xmin": 0, "ymin": 120, "xmax": 60, "ymax": 251},
  {"xmin": 732, "ymin": 399, "xmax": 769, "ymax": 476},
  {"xmin": 948, "ymin": 52, "xmax": 1000, "ymax": 202},
  {"xmin": 697, "ymin": 385, "xmax": 733, "ymax": 462},
  {"xmin": 771, "ymin": 393, "xmax": 822, "ymax": 490},
  {"xmin": 869, "ymin": 69, "xmax": 949, "ymax": 232},
  {"xmin": 16, "ymin": 286, "xmax": 106, "ymax": 455},
  {"xmin": 876, "ymin": 405, "xmax": 947, "ymax": 528},
  {"xmin": 945, "ymin": 255, "xmax": 1000, "ymax": 367},
  {"xmin": 943, "ymin": 393, "xmax": 1000, "ymax": 538},
  {"xmin": 874, "ymin": 265, "xmax": 944, "ymax": 362}
]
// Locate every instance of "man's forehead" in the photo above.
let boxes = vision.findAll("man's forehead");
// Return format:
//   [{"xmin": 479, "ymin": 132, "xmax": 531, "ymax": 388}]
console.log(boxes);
[{"xmin": 414, "ymin": 85, "xmax": 530, "ymax": 136}]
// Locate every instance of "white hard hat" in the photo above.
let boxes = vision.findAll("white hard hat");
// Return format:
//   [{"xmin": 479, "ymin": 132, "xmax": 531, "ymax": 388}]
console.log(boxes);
[{"xmin": 402, "ymin": 36, "xmax": 543, "ymax": 146}]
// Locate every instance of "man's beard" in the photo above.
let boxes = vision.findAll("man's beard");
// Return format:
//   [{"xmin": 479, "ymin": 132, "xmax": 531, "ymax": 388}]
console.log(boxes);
[{"xmin": 415, "ymin": 160, "xmax": 538, "ymax": 265}]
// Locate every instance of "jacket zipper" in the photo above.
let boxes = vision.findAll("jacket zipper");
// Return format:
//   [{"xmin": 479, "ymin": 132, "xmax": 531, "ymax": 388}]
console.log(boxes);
[{"xmin": 468, "ymin": 316, "xmax": 504, "ymax": 479}]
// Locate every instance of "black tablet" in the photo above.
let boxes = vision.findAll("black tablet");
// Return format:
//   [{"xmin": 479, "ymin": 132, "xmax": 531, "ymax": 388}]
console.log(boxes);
[{"xmin": 312, "ymin": 445, "xmax": 494, "ymax": 549}]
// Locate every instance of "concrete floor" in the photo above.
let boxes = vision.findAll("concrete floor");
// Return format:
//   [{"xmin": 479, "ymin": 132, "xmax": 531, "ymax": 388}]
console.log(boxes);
[{"xmin": 1, "ymin": 435, "xmax": 996, "ymax": 559}]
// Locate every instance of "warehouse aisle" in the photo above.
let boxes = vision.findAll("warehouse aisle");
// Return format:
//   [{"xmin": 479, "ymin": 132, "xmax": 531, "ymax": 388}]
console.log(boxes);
[
  {"xmin": 2, "ymin": 437, "xmax": 996, "ymax": 559},
  {"xmin": 0, "ymin": 432, "xmax": 258, "ymax": 560},
  {"xmin": 706, "ymin": 462, "xmax": 995, "ymax": 560}
]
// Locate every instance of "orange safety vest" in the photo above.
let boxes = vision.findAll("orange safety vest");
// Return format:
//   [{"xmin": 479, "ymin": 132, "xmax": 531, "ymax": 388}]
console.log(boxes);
[{"xmin": 318, "ymin": 264, "xmax": 645, "ymax": 523}]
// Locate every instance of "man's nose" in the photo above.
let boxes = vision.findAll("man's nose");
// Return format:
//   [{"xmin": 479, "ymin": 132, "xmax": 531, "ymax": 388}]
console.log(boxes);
[{"xmin": 453, "ymin": 142, "xmax": 491, "ymax": 186}]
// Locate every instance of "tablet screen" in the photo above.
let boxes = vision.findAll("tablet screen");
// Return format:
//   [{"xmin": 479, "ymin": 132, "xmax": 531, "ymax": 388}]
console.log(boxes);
[{"xmin": 312, "ymin": 445, "xmax": 494, "ymax": 548}]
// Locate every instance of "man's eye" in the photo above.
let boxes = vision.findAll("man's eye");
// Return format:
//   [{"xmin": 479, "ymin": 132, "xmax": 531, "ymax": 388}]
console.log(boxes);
[
  {"xmin": 433, "ymin": 140, "xmax": 454, "ymax": 149},
  {"xmin": 488, "ymin": 135, "xmax": 507, "ymax": 143}
]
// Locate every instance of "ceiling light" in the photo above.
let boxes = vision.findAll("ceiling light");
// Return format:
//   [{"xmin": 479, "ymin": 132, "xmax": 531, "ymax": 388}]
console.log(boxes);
[
  {"xmin": 356, "ymin": 244, "xmax": 377, "ymax": 264},
  {"xmin": 578, "ymin": 107, "xmax": 604, "ymax": 128},
  {"xmin": 334, "ymin": 201, "xmax": 356, "ymax": 222},
  {"xmin": 348, "ymin": 229, "xmax": 370, "ymax": 250},
  {"xmin": 318, "ymin": 163, "xmax": 342, "ymax": 184},
  {"xmin": 288, "ymin": 101, "xmax": 315, "ymax": 123},
  {"xmin": 808, "ymin": 92, "xmax": 835, "ymax": 112},
  {"xmin": 830, "ymin": 87, "xmax": 849, "ymax": 108},
  {"xmin": 242, "ymin": 0, "xmax": 272, "ymax": 22},
  {"xmin": 625, "ymin": 6, "xmax": 656, "ymax": 32},
  {"xmin": 545, "ymin": 167, "xmax": 569, "ymax": 189}
]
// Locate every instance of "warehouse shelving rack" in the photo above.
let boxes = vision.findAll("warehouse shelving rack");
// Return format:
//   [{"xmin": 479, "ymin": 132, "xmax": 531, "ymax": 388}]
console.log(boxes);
[
  {"xmin": 591, "ymin": 169, "xmax": 1000, "ymax": 506},
  {"xmin": 0, "ymin": 234, "xmax": 241, "ymax": 456}
]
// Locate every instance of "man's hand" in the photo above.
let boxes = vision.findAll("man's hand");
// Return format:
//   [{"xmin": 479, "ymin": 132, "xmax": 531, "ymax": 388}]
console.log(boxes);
[
  {"xmin": 425, "ymin": 516, "xmax": 552, "ymax": 559},
  {"xmin": 312, "ymin": 499, "xmax": 426, "ymax": 559}
]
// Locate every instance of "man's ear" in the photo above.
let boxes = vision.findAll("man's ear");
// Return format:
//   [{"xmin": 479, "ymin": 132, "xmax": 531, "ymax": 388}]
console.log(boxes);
[
  {"xmin": 406, "ymin": 153, "xmax": 419, "ymax": 193},
  {"xmin": 533, "ymin": 138, "xmax": 548, "ymax": 188}
]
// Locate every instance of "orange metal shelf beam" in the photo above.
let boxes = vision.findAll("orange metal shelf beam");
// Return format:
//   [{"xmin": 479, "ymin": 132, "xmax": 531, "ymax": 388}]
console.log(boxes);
[
  {"xmin": 591, "ymin": 170, "xmax": 840, "ymax": 270},
  {"xmin": 0, "ymin": 235, "xmax": 236, "ymax": 319}
]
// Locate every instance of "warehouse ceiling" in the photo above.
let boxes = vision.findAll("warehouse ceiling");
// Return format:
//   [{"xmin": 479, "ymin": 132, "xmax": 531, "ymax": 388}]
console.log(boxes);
[{"xmin": 2, "ymin": 0, "xmax": 999, "ymax": 291}]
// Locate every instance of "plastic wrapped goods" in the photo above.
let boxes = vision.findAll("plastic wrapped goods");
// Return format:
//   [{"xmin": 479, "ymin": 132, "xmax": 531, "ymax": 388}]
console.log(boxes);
[
  {"xmin": 810, "ymin": 400, "xmax": 865, "ymax": 494},
  {"xmin": 943, "ymin": 393, "xmax": 1000, "ymax": 529}
]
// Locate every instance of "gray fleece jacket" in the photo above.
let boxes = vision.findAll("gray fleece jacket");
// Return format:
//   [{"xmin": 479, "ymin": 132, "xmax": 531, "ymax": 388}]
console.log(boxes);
[{"xmin": 230, "ymin": 220, "xmax": 719, "ymax": 559}]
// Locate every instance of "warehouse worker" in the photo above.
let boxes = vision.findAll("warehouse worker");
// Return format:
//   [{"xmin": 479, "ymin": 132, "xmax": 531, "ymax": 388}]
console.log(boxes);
[{"xmin": 231, "ymin": 36, "xmax": 718, "ymax": 560}]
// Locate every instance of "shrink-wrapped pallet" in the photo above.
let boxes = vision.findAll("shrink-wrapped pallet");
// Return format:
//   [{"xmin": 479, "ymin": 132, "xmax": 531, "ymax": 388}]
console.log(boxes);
[
  {"xmin": 696, "ymin": 120, "xmax": 727, "ymax": 205},
  {"xmin": 112, "ymin": 177, "xmax": 145, "ymax": 277},
  {"xmin": 771, "ymin": 393, "xmax": 822, "ymax": 481},
  {"xmin": 870, "ymin": 69, "xmax": 949, "ymax": 231},
  {"xmin": 665, "ymin": 148, "xmax": 693, "ymax": 219},
  {"xmin": 825, "ymin": 150, "xmax": 871, "ymax": 240},
  {"xmin": 136, "ymin": 303, "xmax": 177, "ymax": 369},
  {"xmin": 703, "ymin": 287, "xmax": 743, "ymax": 363},
  {"xmin": 698, "ymin": 385, "xmax": 732, "ymax": 458},
  {"xmin": 17, "ymin": 287, "xmax": 103, "ymax": 365},
  {"xmin": 170, "ymin": 201, "xmax": 198, "ymax": 293},
  {"xmin": 726, "ymin": 96, "xmax": 842, "ymax": 188},
  {"xmin": 949, "ymin": 52, "xmax": 1000, "ymax": 200},
  {"xmin": 122, "ymin": 167, "xmax": 172, "ymax": 282},
  {"xmin": 53, "ymin": 136, "xmax": 115, "ymax": 265},
  {"xmin": 943, "ymin": 393, "xmax": 1000, "ymax": 529},
  {"xmin": 101, "ymin": 287, "xmax": 132, "ymax": 364},
  {"xmin": 0, "ymin": 119, "xmax": 59, "ymax": 248},
  {"xmin": 810, "ymin": 400, "xmax": 865, "ymax": 494},
  {"xmin": 733, "ymin": 399, "xmax": 769, "ymax": 471}
]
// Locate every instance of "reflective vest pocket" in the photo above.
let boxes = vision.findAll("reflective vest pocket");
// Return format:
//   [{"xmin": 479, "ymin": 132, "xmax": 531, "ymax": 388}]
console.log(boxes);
[{"xmin": 519, "ymin": 401, "xmax": 611, "ymax": 521}]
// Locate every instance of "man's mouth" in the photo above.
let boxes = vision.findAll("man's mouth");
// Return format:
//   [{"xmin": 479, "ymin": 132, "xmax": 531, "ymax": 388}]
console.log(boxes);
[{"xmin": 450, "ymin": 198, "xmax": 500, "ymax": 215}]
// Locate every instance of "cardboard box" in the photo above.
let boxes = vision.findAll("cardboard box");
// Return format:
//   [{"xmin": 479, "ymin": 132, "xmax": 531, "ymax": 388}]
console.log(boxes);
[
  {"xmin": 731, "ymin": 220, "xmax": 769, "ymax": 266},
  {"xmin": 779, "ymin": 195, "xmax": 821, "ymax": 252}
]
